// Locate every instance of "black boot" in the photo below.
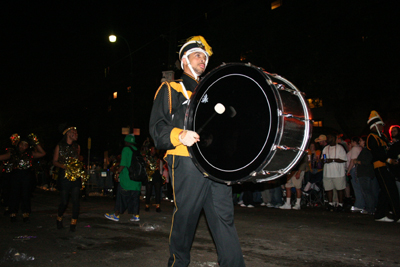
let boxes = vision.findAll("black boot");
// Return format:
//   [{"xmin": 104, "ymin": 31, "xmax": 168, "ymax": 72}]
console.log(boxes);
[
  {"xmin": 70, "ymin": 219, "xmax": 77, "ymax": 232},
  {"xmin": 57, "ymin": 216, "xmax": 63, "ymax": 229},
  {"xmin": 23, "ymin": 213, "xmax": 30, "ymax": 223}
]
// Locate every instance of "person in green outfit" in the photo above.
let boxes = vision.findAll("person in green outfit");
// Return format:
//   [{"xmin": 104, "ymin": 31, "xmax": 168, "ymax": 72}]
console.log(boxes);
[{"xmin": 105, "ymin": 134, "xmax": 142, "ymax": 222}]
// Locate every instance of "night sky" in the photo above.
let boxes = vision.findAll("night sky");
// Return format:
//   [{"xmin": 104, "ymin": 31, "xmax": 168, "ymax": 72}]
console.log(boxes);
[{"xmin": 2, "ymin": 0, "xmax": 399, "ymax": 161}]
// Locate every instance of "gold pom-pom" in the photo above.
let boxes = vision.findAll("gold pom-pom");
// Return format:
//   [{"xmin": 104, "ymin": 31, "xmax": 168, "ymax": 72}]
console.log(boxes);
[
  {"xmin": 65, "ymin": 158, "xmax": 89, "ymax": 185},
  {"xmin": 10, "ymin": 133, "xmax": 20, "ymax": 146},
  {"xmin": 28, "ymin": 133, "xmax": 40, "ymax": 145}
]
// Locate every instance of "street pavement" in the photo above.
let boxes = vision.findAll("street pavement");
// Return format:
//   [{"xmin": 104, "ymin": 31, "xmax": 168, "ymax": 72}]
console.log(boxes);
[{"xmin": 1, "ymin": 188, "xmax": 399, "ymax": 267}]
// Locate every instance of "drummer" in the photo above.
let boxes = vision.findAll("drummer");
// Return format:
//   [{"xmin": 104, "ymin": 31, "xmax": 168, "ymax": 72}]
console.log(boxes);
[{"xmin": 149, "ymin": 36, "xmax": 245, "ymax": 267}]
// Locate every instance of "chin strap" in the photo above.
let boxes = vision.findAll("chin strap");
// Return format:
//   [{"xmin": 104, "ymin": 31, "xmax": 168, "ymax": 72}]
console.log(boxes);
[
  {"xmin": 181, "ymin": 48, "xmax": 209, "ymax": 81},
  {"xmin": 374, "ymin": 125, "xmax": 382, "ymax": 137},
  {"xmin": 181, "ymin": 54, "xmax": 198, "ymax": 80}
]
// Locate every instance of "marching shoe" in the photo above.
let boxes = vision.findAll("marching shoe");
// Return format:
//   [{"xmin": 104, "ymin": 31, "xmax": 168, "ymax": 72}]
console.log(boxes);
[
  {"xmin": 57, "ymin": 216, "xmax": 63, "ymax": 229},
  {"xmin": 70, "ymin": 219, "xmax": 77, "ymax": 232},
  {"xmin": 375, "ymin": 216, "xmax": 394, "ymax": 222}
]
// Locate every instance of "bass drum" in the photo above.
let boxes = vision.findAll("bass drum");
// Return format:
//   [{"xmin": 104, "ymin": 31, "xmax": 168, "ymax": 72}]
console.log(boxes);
[{"xmin": 184, "ymin": 63, "xmax": 312, "ymax": 184}]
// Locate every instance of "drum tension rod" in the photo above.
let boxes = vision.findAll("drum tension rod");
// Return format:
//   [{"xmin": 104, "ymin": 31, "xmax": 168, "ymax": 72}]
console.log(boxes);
[
  {"xmin": 276, "ymin": 84, "xmax": 301, "ymax": 95},
  {"xmin": 282, "ymin": 113, "xmax": 310, "ymax": 122},
  {"xmin": 276, "ymin": 145, "xmax": 301, "ymax": 151}
]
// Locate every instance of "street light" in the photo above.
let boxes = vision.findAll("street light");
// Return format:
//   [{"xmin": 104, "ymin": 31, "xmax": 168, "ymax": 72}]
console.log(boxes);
[
  {"xmin": 108, "ymin": 34, "xmax": 133, "ymax": 77},
  {"xmin": 108, "ymin": 34, "xmax": 135, "ymax": 134}
]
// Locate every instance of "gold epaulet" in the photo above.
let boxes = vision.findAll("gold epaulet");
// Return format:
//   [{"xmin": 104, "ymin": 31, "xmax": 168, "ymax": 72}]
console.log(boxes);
[
  {"xmin": 153, "ymin": 80, "xmax": 184, "ymax": 114},
  {"xmin": 154, "ymin": 82, "xmax": 172, "ymax": 114},
  {"xmin": 366, "ymin": 134, "xmax": 375, "ymax": 151},
  {"xmin": 366, "ymin": 133, "xmax": 386, "ymax": 150}
]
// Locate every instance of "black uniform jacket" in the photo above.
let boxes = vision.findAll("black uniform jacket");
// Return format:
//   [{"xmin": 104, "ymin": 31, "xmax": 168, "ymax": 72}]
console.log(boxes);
[
  {"xmin": 367, "ymin": 132, "xmax": 389, "ymax": 169},
  {"xmin": 149, "ymin": 73, "xmax": 199, "ymax": 157}
]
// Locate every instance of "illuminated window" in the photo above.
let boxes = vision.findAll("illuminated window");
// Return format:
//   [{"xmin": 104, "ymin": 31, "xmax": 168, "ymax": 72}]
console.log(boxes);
[
  {"xmin": 113, "ymin": 92, "xmax": 118, "ymax": 99},
  {"xmin": 133, "ymin": 128, "xmax": 140, "ymax": 136},
  {"xmin": 313, "ymin": 121, "xmax": 323, "ymax": 127},
  {"xmin": 307, "ymin": 98, "xmax": 323, "ymax": 108},
  {"xmin": 127, "ymin": 86, "xmax": 131, "ymax": 93},
  {"xmin": 271, "ymin": 0, "xmax": 282, "ymax": 10}
]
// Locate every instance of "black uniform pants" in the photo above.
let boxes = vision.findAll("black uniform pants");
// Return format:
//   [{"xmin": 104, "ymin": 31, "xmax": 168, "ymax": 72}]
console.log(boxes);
[
  {"xmin": 10, "ymin": 169, "xmax": 32, "ymax": 215},
  {"xmin": 145, "ymin": 172, "xmax": 162, "ymax": 205},
  {"xmin": 58, "ymin": 169, "xmax": 81, "ymax": 220},
  {"xmin": 374, "ymin": 166, "xmax": 400, "ymax": 220},
  {"xmin": 167, "ymin": 155, "xmax": 245, "ymax": 267}
]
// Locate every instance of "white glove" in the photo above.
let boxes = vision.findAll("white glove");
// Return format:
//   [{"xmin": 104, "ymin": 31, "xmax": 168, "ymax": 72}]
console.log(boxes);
[{"xmin": 179, "ymin": 130, "xmax": 200, "ymax": 147}]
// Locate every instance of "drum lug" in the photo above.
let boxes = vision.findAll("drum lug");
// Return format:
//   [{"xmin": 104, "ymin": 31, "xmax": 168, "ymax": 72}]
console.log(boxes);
[
  {"xmin": 277, "ymin": 145, "xmax": 290, "ymax": 150},
  {"xmin": 283, "ymin": 113, "xmax": 309, "ymax": 122},
  {"xmin": 276, "ymin": 84, "xmax": 286, "ymax": 90},
  {"xmin": 276, "ymin": 145, "xmax": 302, "ymax": 152},
  {"xmin": 250, "ymin": 171, "xmax": 258, "ymax": 177},
  {"xmin": 276, "ymin": 83, "xmax": 299, "ymax": 95}
]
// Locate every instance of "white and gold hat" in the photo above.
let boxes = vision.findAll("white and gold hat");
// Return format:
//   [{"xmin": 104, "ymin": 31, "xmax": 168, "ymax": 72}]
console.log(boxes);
[{"xmin": 179, "ymin": 36, "xmax": 213, "ymax": 80}]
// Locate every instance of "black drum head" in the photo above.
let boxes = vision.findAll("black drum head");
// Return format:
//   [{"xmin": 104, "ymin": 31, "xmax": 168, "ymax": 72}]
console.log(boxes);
[{"xmin": 186, "ymin": 63, "xmax": 279, "ymax": 183}]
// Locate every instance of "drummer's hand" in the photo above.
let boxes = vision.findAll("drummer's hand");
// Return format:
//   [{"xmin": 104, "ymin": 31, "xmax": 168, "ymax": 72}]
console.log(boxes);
[{"xmin": 179, "ymin": 130, "xmax": 200, "ymax": 147}]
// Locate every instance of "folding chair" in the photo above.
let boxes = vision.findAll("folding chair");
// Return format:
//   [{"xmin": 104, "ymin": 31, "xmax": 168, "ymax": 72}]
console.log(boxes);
[{"xmin": 301, "ymin": 181, "xmax": 325, "ymax": 208}]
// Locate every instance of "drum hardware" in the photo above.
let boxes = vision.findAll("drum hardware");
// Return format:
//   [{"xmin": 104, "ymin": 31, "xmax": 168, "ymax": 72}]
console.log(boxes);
[
  {"xmin": 259, "ymin": 170, "xmax": 270, "ymax": 176},
  {"xmin": 276, "ymin": 145, "xmax": 302, "ymax": 151},
  {"xmin": 276, "ymin": 84, "xmax": 286, "ymax": 90},
  {"xmin": 276, "ymin": 84, "xmax": 302, "ymax": 95},
  {"xmin": 282, "ymin": 113, "xmax": 310, "ymax": 122},
  {"xmin": 262, "ymin": 170, "xmax": 284, "ymax": 175}
]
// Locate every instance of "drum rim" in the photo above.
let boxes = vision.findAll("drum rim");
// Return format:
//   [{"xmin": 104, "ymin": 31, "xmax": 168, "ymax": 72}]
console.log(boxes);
[{"xmin": 255, "ymin": 73, "xmax": 313, "ymax": 183}]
